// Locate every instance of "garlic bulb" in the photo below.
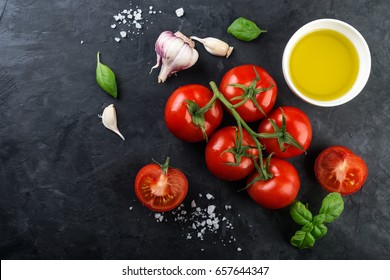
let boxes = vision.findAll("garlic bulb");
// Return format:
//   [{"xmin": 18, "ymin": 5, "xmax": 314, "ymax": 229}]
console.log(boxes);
[
  {"xmin": 150, "ymin": 31, "xmax": 199, "ymax": 83},
  {"xmin": 100, "ymin": 104, "xmax": 125, "ymax": 140},
  {"xmin": 190, "ymin": 36, "xmax": 234, "ymax": 58}
]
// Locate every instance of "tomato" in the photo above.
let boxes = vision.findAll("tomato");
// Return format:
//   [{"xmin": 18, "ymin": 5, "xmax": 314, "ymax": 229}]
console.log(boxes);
[
  {"xmin": 205, "ymin": 126, "xmax": 259, "ymax": 181},
  {"xmin": 246, "ymin": 158, "xmax": 300, "ymax": 209},
  {"xmin": 165, "ymin": 84, "xmax": 223, "ymax": 142},
  {"xmin": 314, "ymin": 146, "xmax": 368, "ymax": 195},
  {"xmin": 134, "ymin": 158, "xmax": 188, "ymax": 212},
  {"xmin": 258, "ymin": 106, "xmax": 312, "ymax": 158},
  {"xmin": 219, "ymin": 64, "xmax": 278, "ymax": 122}
]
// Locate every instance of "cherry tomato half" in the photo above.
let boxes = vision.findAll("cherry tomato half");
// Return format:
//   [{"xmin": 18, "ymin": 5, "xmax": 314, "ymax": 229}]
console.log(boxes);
[
  {"xmin": 165, "ymin": 84, "xmax": 223, "ymax": 142},
  {"xmin": 246, "ymin": 158, "xmax": 300, "ymax": 209},
  {"xmin": 219, "ymin": 64, "xmax": 278, "ymax": 122},
  {"xmin": 134, "ymin": 158, "xmax": 188, "ymax": 212},
  {"xmin": 258, "ymin": 106, "xmax": 312, "ymax": 158},
  {"xmin": 205, "ymin": 126, "xmax": 259, "ymax": 181},
  {"xmin": 315, "ymin": 146, "xmax": 368, "ymax": 195}
]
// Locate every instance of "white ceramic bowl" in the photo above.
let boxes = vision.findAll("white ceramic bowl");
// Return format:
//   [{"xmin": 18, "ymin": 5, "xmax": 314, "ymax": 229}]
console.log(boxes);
[{"xmin": 282, "ymin": 19, "xmax": 371, "ymax": 107}]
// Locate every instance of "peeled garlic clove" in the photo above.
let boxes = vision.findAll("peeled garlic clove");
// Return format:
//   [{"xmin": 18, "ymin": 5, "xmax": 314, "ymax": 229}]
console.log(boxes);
[
  {"xmin": 101, "ymin": 104, "xmax": 125, "ymax": 140},
  {"xmin": 150, "ymin": 31, "xmax": 199, "ymax": 83},
  {"xmin": 190, "ymin": 36, "xmax": 234, "ymax": 58}
]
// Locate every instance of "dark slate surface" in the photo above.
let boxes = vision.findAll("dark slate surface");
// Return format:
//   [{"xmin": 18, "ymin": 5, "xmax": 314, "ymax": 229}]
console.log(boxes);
[{"xmin": 0, "ymin": 0, "xmax": 389, "ymax": 260}]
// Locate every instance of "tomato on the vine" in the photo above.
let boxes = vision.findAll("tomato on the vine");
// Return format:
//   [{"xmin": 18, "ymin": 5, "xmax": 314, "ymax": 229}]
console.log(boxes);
[
  {"xmin": 258, "ymin": 106, "xmax": 312, "ymax": 158},
  {"xmin": 134, "ymin": 158, "xmax": 188, "ymax": 212},
  {"xmin": 165, "ymin": 84, "xmax": 223, "ymax": 142},
  {"xmin": 246, "ymin": 158, "xmax": 300, "ymax": 209},
  {"xmin": 205, "ymin": 126, "xmax": 259, "ymax": 181},
  {"xmin": 315, "ymin": 146, "xmax": 368, "ymax": 195},
  {"xmin": 219, "ymin": 64, "xmax": 278, "ymax": 123}
]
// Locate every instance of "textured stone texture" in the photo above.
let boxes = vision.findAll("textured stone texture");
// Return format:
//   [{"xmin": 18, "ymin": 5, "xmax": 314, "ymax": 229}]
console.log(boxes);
[{"xmin": 0, "ymin": 0, "xmax": 389, "ymax": 259}]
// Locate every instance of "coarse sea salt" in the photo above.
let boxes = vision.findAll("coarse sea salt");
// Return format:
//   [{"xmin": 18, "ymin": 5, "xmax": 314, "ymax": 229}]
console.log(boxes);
[
  {"xmin": 110, "ymin": 2, "xmax": 163, "ymax": 42},
  {"xmin": 147, "ymin": 193, "xmax": 239, "ymax": 249}
]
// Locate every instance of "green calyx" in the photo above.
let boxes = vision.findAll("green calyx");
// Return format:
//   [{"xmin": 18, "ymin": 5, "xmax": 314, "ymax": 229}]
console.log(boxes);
[
  {"xmin": 221, "ymin": 126, "xmax": 257, "ymax": 167},
  {"xmin": 186, "ymin": 100, "xmax": 208, "ymax": 141},
  {"xmin": 243, "ymin": 153, "xmax": 274, "ymax": 190},
  {"xmin": 185, "ymin": 93, "xmax": 218, "ymax": 142},
  {"xmin": 259, "ymin": 108, "xmax": 304, "ymax": 153},
  {"xmin": 228, "ymin": 66, "xmax": 274, "ymax": 117}
]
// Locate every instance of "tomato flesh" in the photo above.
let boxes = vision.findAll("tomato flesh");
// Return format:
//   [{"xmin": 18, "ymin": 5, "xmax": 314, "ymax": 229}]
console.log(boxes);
[
  {"xmin": 315, "ymin": 146, "xmax": 368, "ymax": 195},
  {"xmin": 135, "ymin": 164, "xmax": 188, "ymax": 212}
]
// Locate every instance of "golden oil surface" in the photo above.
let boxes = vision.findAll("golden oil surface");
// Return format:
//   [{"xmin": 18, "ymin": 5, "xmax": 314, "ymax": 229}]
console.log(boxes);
[{"xmin": 289, "ymin": 29, "xmax": 359, "ymax": 101}]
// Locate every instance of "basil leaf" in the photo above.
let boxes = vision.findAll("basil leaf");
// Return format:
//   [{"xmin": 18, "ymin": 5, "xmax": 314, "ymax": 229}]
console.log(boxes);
[
  {"xmin": 301, "ymin": 222, "xmax": 314, "ymax": 233},
  {"xmin": 96, "ymin": 52, "xmax": 118, "ymax": 98},
  {"xmin": 312, "ymin": 213, "xmax": 326, "ymax": 225},
  {"xmin": 227, "ymin": 17, "xmax": 266, "ymax": 41},
  {"xmin": 290, "ymin": 230, "xmax": 315, "ymax": 249},
  {"xmin": 290, "ymin": 201, "xmax": 313, "ymax": 225},
  {"xmin": 311, "ymin": 224, "xmax": 328, "ymax": 239},
  {"xmin": 319, "ymin": 192, "xmax": 344, "ymax": 223}
]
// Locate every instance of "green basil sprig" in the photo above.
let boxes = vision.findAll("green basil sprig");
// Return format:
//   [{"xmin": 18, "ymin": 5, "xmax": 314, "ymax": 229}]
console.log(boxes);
[
  {"xmin": 96, "ymin": 51, "xmax": 118, "ymax": 98},
  {"xmin": 227, "ymin": 17, "xmax": 267, "ymax": 41},
  {"xmin": 290, "ymin": 192, "xmax": 344, "ymax": 249}
]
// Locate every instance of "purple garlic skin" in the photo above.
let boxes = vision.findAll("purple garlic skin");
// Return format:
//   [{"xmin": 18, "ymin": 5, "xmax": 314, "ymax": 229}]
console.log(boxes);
[{"xmin": 150, "ymin": 31, "xmax": 199, "ymax": 83}]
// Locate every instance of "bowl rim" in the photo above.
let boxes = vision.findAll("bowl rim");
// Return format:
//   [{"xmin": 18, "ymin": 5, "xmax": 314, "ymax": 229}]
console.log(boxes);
[{"xmin": 282, "ymin": 18, "xmax": 371, "ymax": 107}]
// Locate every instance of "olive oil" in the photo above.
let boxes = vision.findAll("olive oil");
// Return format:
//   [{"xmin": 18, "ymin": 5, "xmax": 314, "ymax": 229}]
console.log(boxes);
[{"xmin": 289, "ymin": 29, "xmax": 359, "ymax": 101}]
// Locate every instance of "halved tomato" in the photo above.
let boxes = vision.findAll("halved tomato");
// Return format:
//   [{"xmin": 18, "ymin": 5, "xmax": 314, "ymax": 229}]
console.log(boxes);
[
  {"xmin": 314, "ymin": 146, "xmax": 368, "ymax": 195},
  {"xmin": 134, "ymin": 158, "xmax": 188, "ymax": 212}
]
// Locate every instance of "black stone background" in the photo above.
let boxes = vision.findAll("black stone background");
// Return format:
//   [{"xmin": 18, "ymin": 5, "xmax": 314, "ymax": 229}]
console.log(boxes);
[{"xmin": 0, "ymin": 0, "xmax": 389, "ymax": 260}]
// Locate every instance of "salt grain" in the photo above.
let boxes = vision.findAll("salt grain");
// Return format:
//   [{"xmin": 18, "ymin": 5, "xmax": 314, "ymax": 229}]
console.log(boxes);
[
  {"xmin": 191, "ymin": 200, "xmax": 196, "ymax": 208},
  {"xmin": 175, "ymin": 7, "xmax": 184, "ymax": 17},
  {"xmin": 120, "ymin": 31, "xmax": 127, "ymax": 38},
  {"xmin": 114, "ymin": 37, "xmax": 121, "ymax": 42},
  {"xmin": 207, "ymin": 205, "xmax": 216, "ymax": 214}
]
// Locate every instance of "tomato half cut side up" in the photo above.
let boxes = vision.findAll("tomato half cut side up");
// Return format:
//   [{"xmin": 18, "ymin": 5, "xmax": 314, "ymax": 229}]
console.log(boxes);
[
  {"xmin": 134, "ymin": 158, "xmax": 188, "ymax": 212},
  {"xmin": 314, "ymin": 146, "xmax": 368, "ymax": 195}
]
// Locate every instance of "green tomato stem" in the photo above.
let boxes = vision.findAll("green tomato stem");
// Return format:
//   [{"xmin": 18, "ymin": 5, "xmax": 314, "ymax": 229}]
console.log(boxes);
[
  {"xmin": 209, "ymin": 81, "xmax": 273, "ymax": 181},
  {"xmin": 196, "ymin": 91, "xmax": 219, "ymax": 115}
]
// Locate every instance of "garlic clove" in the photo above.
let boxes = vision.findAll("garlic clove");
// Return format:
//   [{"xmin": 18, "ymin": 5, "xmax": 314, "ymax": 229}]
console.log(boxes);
[
  {"xmin": 158, "ymin": 44, "xmax": 199, "ymax": 83},
  {"xmin": 101, "ymin": 104, "xmax": 125, "ymax": 141},
  {"xmin": 190, "ymin": 36, "xmax": 234, "ymax": 58},
  {"xmin": 151, "ymin": 31, "xmax": 199, "ymax": 83}
]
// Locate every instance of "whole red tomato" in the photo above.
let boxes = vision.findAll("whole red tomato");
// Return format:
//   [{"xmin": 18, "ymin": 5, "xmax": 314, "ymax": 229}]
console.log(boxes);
[
  {"xmin": 165, "ymin": 84, "xmax": 223, "ymax": 142},
  {"xmin": 134, "ymin": 158, "xmax": 188, "ymax": 212},
  {"xmin": 205, "ymin": 126, "xmax": 259, "ymax": 181},
  {"xmin": 219, "ymin": 64, "xmax": 278, "ymax": 122},
  {"xmin": 246, "ymin": 158, "xmax": 300, "ymax": 209},
  {"xmin": 315, "ymin": 146, "xmax": 368, "ymax": 195},
  {"xmin": 258, "ymin": 106, "xmax": 312, "ymax": 158}
]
